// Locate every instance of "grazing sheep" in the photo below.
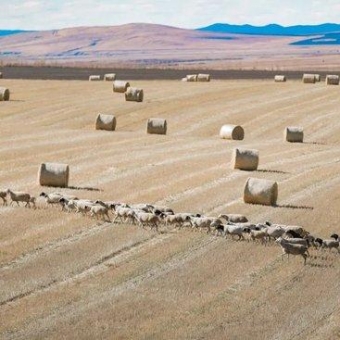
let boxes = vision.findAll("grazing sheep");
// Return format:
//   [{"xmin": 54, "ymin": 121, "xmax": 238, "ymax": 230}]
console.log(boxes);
[
  {"xmin": 7, "ymin": 189, "xmax": 31, "ymax": 207},
  {"xmin": 276, "ymin": 237, "xmax": 309, "ymax": 265},
  {"xmin": 283, "ymin": 237, "xmax": 309, "ymax": 247},
  {"xmin": 214, "ymin": 224, "xmax": 227, "ymax": 237},
  {"xmin": 40, "ymin": 192, "xmax": 63, "ymax": 206},
  {"xmin": 283, "ymin": 225, "xmax": 308, "ymax": 237},
  {"xmin": 90, "ymin": 202, "xmax": 111, "ymax": 221},
  {"xmin": 74, "ymin": 199, "xmax": 95, "ymax": 215},
  {"xmin": 190, "ymin": 216, "xmax": 219, "ymax": 233},
  {"xmin": 0, "ymin": 190, "xmax": 7, "ymax": 205},
  {"xmin": 133, "ymin": 211, "xmax": 160, "ymax": 230},
  {"xmin": 249, "ymin": 229, "xmax": 267, "ymax": 244},
  {"xmin": 218, "ymin": 213, "xmax": 248, "ymax": 223},
  {"xmin": 224, "ymin": 224, "xmax": 248, "ymax": 240},
  {"xmin": 265, "ymin": 225, "xmax": 286, "ymax": 240},
  {"xmin": 59, "ymin": 197, "xmax": 77, "ymax": 212},
  {"xmin": 321, "ymin": 234, "xmax": 340, "ymax": 253},
  {"xmin": 129, "ymin": 203, "xmax": 153, "ymax": 213},
  {"xmin": 149, "ymin": 205, "xmax": 174, "ymax": 214},
  {"xmin": 112, "ymin": 205, "xmax": 136, "ymax": 224},
  {"xmin": 28, "ymin": 196, "xmax": 37, "ymax": 209}
]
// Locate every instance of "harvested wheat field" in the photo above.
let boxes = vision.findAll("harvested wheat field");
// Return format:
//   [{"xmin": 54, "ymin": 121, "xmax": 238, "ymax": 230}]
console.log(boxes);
[{"xmin": 1, "ymin": 78, "xmax": 340, "ymax": 340}]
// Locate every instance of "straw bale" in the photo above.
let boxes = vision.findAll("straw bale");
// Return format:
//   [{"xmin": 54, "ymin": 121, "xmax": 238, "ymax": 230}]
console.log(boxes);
[
  {"xmin": 220, "ymin": 125, "xmax": 244, "ymax": 140},
  {"xmin": 274, "ymin": 75, "xmax": 286, "ymax": 82},
  {"xmin": 326, "ymin": 75, "xmax": 339, "ymax": 85},
  {"xmin": 232, "ymin": 148, "xmax": 259, "ymax": 171},
  {"xmin": 89, "ymin": 75, "xmax": 101, "ymax": 81},
  {"xmin": 125, "ymin": 87, "xmax": 144, "ymax": 102},
  {"xmin": 302, "ymin": 74, "xmax": 316, "ymax": 84},
  {"xmin": 0, "ymin": 87, "xmax": 10, "ymax": 101},
  {"xmin": 197, "ymin": 73, "xmax": 211, "ymax": 82},
  {"xmin": 186, "ymin": 74, "xmax": 198, "ymax": 82},
  {"xmin": 38, "ymin": 162, "xmax": 69, "ymax": 188},
  {"xmin": 104, "ymin": 73, "xmax": 116, "ymax": 81},
  {"xmin": 285, "ymin": 126, "xmax": 304, "ymax": 143},
  {"xmin": 147, "ymin": 118, "xmax": 167, "ymax": 135},
  {"xmin": 95, "ymin": 114, "xmax": 116, "ymax": 131},
  {"xmin": 113, "ymin": 80, "xmax": 130, "ymax": 93},
  {"xmin": 244, "ymin": 177, "xmax": 278, "ymax": 206}
]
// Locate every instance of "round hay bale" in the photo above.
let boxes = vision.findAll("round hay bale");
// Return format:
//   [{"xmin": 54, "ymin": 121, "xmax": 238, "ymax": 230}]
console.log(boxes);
[
  {"xmin": 95, "ymin": 114, "xmax": 116, "ymax": 131},
  {"xmin": 147, "ymin": 118, "xmax": 167, "ymax": 135},
  {"xmin": 244, "ymin": 177, "xmax": 278, "ymax": 206},
  {"xmin": 232, "ymin": 148, "xmax": 259, "ymax": 171},
  {"xmin": 274, "ymin": 75, "xmax": 286, "ymax": 82},
  {"xmin": 89, "ymin": 75, "xmax": 101, "ymax": 81},
  {"xmin": 197, "ymin": 73, "xmax": 211, "ymax": 82},
  {"xmin": 103, "ymin": 73, "xmax": 116, "ymax": 81},
  {"xmin": 314, "ymin": 74, "xmax": 321, "ymax": 82},
  {"xmin": 302, "ymin": 74, "xmax": 316, "ymax": 84},
  {"xmin": 38, "ymin": 162, "xmax": 69, "ymax": 188},
  {"xmin": 220, "ymin": 125, "xmax": 244, "ymax": 140},
  {"xmin": 113, "ymin": 80, "xmax": 130, "ymax": 93},
  {"xmin": 181, "ymin": 77, "xmax": 188, "ymax": 82},
  {"xmin": 0, "ymin": 72, "xmax": 3, "ymax": 79},
  {"xmin": 0, "ymin": 87, "xmax": 10, "ymax": 101},
  {"xmin": 284, "ymin": 126, "xmax": 304, "ymax": 143},
  {"xmin": 125, "ymin": 87, "xmax": 144, "ymax": 102},
  {"xmin": 326, "ymin": 75, "xmax": 339, "ymax": 85},
  {"xmin": 186, "ymin": 74, "xmax": 198, "ymax": 82}
]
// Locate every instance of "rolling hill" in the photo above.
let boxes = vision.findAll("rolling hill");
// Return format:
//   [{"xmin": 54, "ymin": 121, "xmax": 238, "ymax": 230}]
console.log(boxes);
[{"xmin": 0, "ymin": 23, "xmax": 340, "ymax": 70}]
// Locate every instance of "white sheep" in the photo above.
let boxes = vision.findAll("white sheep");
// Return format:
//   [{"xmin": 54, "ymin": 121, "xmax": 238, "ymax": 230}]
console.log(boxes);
[
  {"xmin": 7, "ymin": 189, "xmax": 31, "ymax": 207},
  {"xmin": 276, "ymin": 237, "xmax": 309, "ymax": 265},
  {"xmin": 190, "ymin": 216, "xmax": 219, "ymax": 233},
  {"xmin": 39, "ymin": 192, "xmax": 63, "ymax": 206},
  {"xmin": 90, "ymin": 203, "xmax": 111, "ymax": 221},
  {"xmin": 224, "ymin": 224, "xmax": 248, "ymax": 240},
  {"xmin": 133, "ymin": 211, "xmax": 160, "ymax": 230},
  {"xmin": 218, "ymin": 213, "xmax": 248, "ymax": 223},
  {"xmin": 249, "ymin": 229, "xmax": 267, "ymax": 244},
  {"xmin": 321, "ymin": 234, "xmax": 340, "ymax": 253},
  {"xmin": 74, "ymin": 199, "xmax": 95, "ymax": 215},
  {"xmin": 265, "ymin": 225, "xmax": 286, "ymax": 240},
  {"xmin": 112, "ymin": 205, "xmax": 136, "ymax": 224}
]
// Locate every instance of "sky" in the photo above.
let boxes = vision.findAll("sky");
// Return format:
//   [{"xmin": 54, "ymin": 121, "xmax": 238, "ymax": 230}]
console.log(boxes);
[{"xmin": 1, "ymin": 0, "xmax": 340, "ymax": 30}]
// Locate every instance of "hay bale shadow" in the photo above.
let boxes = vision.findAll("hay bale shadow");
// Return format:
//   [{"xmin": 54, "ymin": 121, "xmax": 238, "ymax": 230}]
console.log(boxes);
[
  {"xmin": 256, "ymin": 169, "xmax": 289, "ymax": 174},
  {"xmin": 274, "ymin": 204, "xmax": 314, "ymax": 210},
  {"xmin": 67, "ymin": 185, "xmax": 102, "ymax": 192}
]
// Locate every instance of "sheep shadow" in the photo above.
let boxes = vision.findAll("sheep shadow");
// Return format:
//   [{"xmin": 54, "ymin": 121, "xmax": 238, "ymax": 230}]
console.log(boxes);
[
  {"xmin": 256, "ymin": 169, "xmax": 289, "ymax": 174},
  {"xmin": 273, "ymin": 204, "xmax": 314, "ymax": 210}
]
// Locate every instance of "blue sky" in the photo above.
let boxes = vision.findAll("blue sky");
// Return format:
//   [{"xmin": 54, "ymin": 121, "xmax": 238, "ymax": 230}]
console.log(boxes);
[{"xmin": 1, "ymin": 0, "xmax": 339, "ymax": 30}]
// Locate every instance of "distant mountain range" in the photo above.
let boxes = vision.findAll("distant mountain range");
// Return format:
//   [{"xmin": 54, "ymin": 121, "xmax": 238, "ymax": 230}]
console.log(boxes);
[
  {"xmin": 0, "ymin": 30, "xmax": 28, "ymax": 37},
  {"xmin": 198, "ymin": 23, "xmax": 340, "ymax": 36}
]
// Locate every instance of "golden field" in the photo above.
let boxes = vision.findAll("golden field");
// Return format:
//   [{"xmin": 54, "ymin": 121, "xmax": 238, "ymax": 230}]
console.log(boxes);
[{"xmin": 0, "ymin": 78, "xmax": 340, "ymax": 339}]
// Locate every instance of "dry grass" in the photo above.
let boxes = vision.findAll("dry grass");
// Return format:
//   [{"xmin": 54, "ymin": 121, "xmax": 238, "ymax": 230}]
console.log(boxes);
[{"xmin": 0, "ymin": 78, "xmax": 340, "ymax": 339}]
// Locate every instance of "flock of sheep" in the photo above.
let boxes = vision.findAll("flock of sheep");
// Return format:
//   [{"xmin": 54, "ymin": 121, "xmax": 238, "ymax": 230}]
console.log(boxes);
[{"xmin": 1, "ymin": 189, "xmax": 339, "ymax": 265}]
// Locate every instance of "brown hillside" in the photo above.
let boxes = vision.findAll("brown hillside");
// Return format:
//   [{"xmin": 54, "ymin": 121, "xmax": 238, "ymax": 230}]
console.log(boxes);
[{"xmin": 1, "ymin": 23, "xmax": 339, "ymax": 70}]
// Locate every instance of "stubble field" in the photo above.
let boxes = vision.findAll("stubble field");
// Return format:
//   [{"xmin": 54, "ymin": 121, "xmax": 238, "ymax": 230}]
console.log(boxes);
[{"xmin": 0, "ymin": 77, "xmax": 340, "ymax": 339}]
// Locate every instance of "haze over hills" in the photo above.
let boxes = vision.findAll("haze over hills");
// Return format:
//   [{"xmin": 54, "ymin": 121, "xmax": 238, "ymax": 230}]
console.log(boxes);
[{"xmin": 0, "ymin": 23, "xmax": 340, "ymax": 70}]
